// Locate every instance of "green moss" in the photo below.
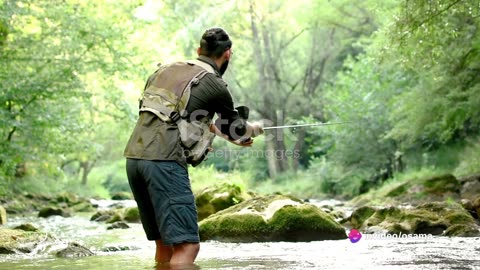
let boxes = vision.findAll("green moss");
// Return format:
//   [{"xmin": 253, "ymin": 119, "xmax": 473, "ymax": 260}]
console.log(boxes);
[
  {"xmin": 123, "ymin": 207, "xmax": 140, "ymax": 222},
  {"xmin": 200, "ymin": 213, "xmax": 269, "ymax": 241},
  {"xmin": 443, "ymin": 224, "xmax": 480, "ymax": 237},
  {"xmin": 422, "ymin": 174, "xmax": 460, "ymax": 194},
  {"xmin": 404, "ymin": 209, "xmax": 440, "ymax": 222},
  {"xmin": 195, "ymin": 183, "xmax": 251, "ymax": 221},
  {"xmin": 71, "ymin": 202, "xmax": 95, "ymax": 212},
  {"xmin": 269, "ymin": 205, "xmax": 346, "ymax": 240},
  {"xmin": 366, "ymin": 207, "xmax": 402, "ymax": 225},
  {"xmin": 445, "ymin": 213, "xmax": 474, "ymax": 225},
  {"xmin": 56, "ymin": 192, "xmax": 79, "ymax": 205},
  {"xmin": 350, "ymin": 206, "xmax": 376, "ymax": 228},
  {"xmin": 385, "ymin": 183, "xmax": 409, "ymax": 197},
  {"xmin": 199, "ymin": 196, "xmax": 347, "ymax": 242},
  {"xmin": 386, "ymin": 223, "xmax": 411, "ymax": 234},
  {"xmin": 106, "ymin": 213, "xmax": 122, "ymax": 224}
]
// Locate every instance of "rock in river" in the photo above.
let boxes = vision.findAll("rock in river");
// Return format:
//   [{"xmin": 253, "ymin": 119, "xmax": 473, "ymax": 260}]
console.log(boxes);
[{"xmin": 199, "ymin": 194, "xmax": 347, "ymax": 242}]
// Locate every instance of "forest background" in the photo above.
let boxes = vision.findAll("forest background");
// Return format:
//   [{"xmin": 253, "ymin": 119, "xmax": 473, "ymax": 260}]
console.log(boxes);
[{"xmin": 1, "ymin": 0, "xmax": 479, "ymax": 200}]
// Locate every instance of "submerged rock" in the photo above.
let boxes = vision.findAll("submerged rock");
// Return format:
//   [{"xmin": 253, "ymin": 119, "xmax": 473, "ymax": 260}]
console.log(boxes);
[{"xmin": 199, "ymin": 194, "xmax": 347, "ymax": 242}]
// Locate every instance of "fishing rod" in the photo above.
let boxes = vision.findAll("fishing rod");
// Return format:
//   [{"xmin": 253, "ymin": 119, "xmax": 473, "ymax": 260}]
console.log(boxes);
[{"xmin": 263, "ymin": 122, "xmax": 349, "ymax": 130}]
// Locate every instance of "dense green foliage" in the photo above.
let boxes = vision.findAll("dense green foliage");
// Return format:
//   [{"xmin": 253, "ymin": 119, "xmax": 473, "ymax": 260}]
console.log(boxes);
[{"xmin": 1, "ymin": 0, "xmax": 478, "ymax": 199}]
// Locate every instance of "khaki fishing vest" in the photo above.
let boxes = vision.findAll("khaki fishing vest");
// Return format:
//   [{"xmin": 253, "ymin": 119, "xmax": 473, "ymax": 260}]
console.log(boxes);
[{"xmin": 138, "ymin": 60, "xmax": 216, "ymax": 166}]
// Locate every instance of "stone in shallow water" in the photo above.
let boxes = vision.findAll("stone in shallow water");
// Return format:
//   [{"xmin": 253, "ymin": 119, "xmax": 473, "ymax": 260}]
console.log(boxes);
[
  {"xmin": 106, "ymin": 221, "xmax": 130, "ymax": 230},
  {"xmin": 38, "ymin": 207, "xmax": 72, "ymax": 218},
  {"xmin": 14, "ymin": 223, "xmax": 39, "ymax": 232},
  {"xmin": 55, "ymin": 242, "xmax": 94, "ymax": 258}
]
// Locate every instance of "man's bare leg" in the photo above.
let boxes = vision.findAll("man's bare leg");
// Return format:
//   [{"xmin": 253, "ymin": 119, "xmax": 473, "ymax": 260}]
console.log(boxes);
[
  {"xmin": 155, "ymin": 240, "xmax": 173, "ymax": 263},
  {"xmin": 169, "ymin": 242, "xmax": 200, "ymax": 265}
]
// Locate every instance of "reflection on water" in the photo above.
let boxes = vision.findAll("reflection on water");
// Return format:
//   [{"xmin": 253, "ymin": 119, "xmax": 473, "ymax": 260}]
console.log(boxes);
[{"xmin": 1, "ymin": 204, "xmax": 479, "ymax": 270}]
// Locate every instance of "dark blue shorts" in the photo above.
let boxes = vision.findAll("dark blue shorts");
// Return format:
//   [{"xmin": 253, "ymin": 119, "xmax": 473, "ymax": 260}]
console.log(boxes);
[{"xmin": 126, "ymin": 159, "xmax": 199, "ymax": 245}]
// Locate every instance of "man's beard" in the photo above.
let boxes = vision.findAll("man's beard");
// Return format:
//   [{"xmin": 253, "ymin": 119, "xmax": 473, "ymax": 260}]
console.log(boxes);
[{"xmin": 219, "ymin": 60, "xmax": 229, "ymax": 76}]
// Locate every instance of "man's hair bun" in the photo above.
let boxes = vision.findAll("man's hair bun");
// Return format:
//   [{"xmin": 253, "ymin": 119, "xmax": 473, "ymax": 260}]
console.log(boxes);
[{"xmin": 199, "ymin": 27, "xmax": 232, "ymax": 58}]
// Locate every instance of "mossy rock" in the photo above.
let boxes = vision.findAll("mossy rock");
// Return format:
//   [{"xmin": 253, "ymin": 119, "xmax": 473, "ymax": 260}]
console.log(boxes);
[
  {"xmin": 422, "ymin": 174, "xmax": 461, "ymax": 194},
  {"xmin": 14, "ymin": 223, "xmax": 39, "ymax": 232},
  {"xmin": 0, "ymin": 228, "xmax": 53, "ymax": 254},
  {"xmin": 473, "ymin": 196, "xmax": 480, "ymax": 218},
  {"xmin": 90, "ymin": 210, "xmax": 115, "ymax": 221},
  {"xmin": 385, "ymin": 183, "xmax": 409, "ymax": 197},
  {"xmin": 106, "ymin": 213, "xmax": 123, "ymax": 224},
  {"xmin": 269, "ymin": 204, "xmax": 347, "ymax": 241},
  {"xmin": 195, "ymin": 183, "xmax": 251, "ymax": 221},
  {"xmin": 123, "ymin": 207, "xmax": 140, "ymax": 222},
  {"xmin": 443, "ymin": 224, "xmax": 480, "ymax": 237},
  {"xmin": 71, "ymin": 201, "xmax": 95, "ymax": 212},
  {"xmin": 199, "ymin": 194, "xmax": 347, "ymax": 242},
  {"xmin": 56, "ymin": 192, "xmax": 79, "ymax": 205},
  {"xmin": 111, "ymin": 192, "xmax": 133, "ymax": 200},
  {"xmin": 3, "ymin": 199, "xmax": 30, "ymax": 214},
  {"xmin": 349, "ymin": 201, "xmax": 480, "ymax": 237},
  {"xmin": 349, "ymin": 206, "xmax": 376, "ymax": 229},
  {"xmin": 38, "ymin": 207, "xmax": 72, "ymax": 218}
]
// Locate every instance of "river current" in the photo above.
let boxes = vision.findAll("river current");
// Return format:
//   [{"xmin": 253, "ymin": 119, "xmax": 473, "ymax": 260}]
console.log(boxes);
[{"xmin": 0, "ymin": 200, "xmax": 479, "ymax": 270}]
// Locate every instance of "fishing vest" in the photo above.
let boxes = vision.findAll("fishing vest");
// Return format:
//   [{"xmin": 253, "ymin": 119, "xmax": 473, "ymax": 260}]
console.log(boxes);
[{"xmin": 139, "ymin": 60, "xmax": 216, "ymax": 166}]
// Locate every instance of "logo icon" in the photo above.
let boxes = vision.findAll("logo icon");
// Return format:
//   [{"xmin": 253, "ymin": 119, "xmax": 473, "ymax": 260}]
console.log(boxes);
[{"xmin": 348, "ymin": 229, "xmax": 362, "ymax": 243}]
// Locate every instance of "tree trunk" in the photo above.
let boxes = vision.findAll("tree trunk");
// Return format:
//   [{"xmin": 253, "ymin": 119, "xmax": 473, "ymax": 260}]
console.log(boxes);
[
  {"xmin": 292, "ymin": 129, "xmax": 306, "ymax": 171},
  {"xmin": 249, "ymin": 1, "xmax": 291, "ymax": 178},
  {"xmin": 79, "ymin": 160, "xmax": 95, "ymax": 186}
]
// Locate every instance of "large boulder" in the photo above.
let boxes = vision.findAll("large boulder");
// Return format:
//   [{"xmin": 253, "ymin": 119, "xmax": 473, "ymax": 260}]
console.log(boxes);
[
  {"xmin": 0, "ymin": 205, "xmax": 6, "ymax": 225},
  {"xmin": 199, "ymin": 194, "xmax": 347, "ymax": 242},
  {"xmin": 195, "ymin": 183, "xmax": 251, "ymax": 221},
  {"xmin": 345, "ymin": 201, "xmax": 480, "ymax": 237}
]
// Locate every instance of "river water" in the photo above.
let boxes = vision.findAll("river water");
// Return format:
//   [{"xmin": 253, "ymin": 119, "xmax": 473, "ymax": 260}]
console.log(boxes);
[{"xmin": 0, "ymin": 200, "xmax": 479, "ymax": 270}]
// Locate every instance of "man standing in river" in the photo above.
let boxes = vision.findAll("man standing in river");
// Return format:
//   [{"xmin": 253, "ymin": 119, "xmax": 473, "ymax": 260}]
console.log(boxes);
[{"xmin": 123, "ymin": 27, "xmax": 263, "ymax": 266}]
